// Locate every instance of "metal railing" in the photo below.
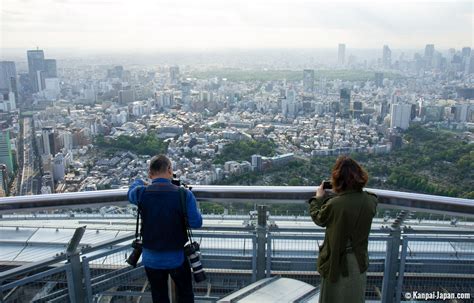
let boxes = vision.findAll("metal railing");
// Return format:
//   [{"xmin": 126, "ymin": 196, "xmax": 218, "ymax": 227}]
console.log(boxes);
[
  {"xmin": 1, "ymin": 186, "xmax": 473, "ymax": 217},
  {"xmin": 0, "ymin": 187, "xmax": 473, "ymax": 303}
]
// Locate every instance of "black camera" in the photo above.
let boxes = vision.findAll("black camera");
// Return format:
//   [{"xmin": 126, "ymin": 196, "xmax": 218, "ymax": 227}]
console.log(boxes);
[
  {"xmin": 322, "ymin": 181, "xmax": 332, "ymax": 189},
  {"xmin": 184, "ymin": 242, "xmax": 206, "ymax": 283},
  {"xmin": 126, "ymin": 239, "xmax": 143, "ymax": 267},
  {"xmin": 172, "ymin": 174, "xmax": 192, "ymax": 190}
]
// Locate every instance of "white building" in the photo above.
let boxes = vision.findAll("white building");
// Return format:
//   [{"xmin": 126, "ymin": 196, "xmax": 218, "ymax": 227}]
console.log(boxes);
[
  {"xmin": 390, "ymin": 103, "xmax": 412, "ymax": 130},
  {"xmin": 0, "ymin": 92, "xmax": 16, "ymax": 111},
  {"xmin": 53, "ymin": 153, "xmax": 65, "ymax": 182},
  {"xmin": 251, "ymin": 154, "xmax": 263, "ymax": 171},
  {"xmin": 43, "ymin": 78, "xmax": 60, "ymax": 101},
  {"xmin": 60, "ymin": 131, "xmax": 73, "ymax": 151}
]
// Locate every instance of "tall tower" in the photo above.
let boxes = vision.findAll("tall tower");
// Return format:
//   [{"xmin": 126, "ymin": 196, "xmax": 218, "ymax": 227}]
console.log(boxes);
[
  {"xmin": 340, "ymin": 88, "xmax": 351, "ymax": 117},
  {"xmin": 390, "ymin": 103, "xmax": 412, "ymax": 130},
  {"xmin": 53, "ymin": 153, "xmax": 65, "ymax": 182},
  {"xmin": 0, "ymin": 61, "xmax": 17, "ymax": 92},
  {"xmin": 282, "ymin": 89, "xmax": 296, "ymax": 118},
  {"xmin": 375, "ymin": 72, "xmax": 384, "ymax": 88},
  {"xmin": 169, "ymin": 66, "xmax": 180, "ymax": 85},
  {"xmin": 383, "ymin": 45, "xmax": 391, "ymax": 68},
  {"xmin": 27, "ymin": 49, "xmax": 45, "ymax": 92},
  {"xmin": 41, "ymin": 127, "xmax": 54, "ymax": 156},
  {"xmin": 303, "ymin": 69, "xmax": 315, "ymax": 94},
  {"xmin": 424, "ymin": 44, "xmax": 435, "ymax": 68},
  {"xmin": 338, "ymin": 44, "xmax": 346, "ymax": 66},
  {"xmin": 44, "ymin": 59, "xmax": 57, "ymax": 78}
]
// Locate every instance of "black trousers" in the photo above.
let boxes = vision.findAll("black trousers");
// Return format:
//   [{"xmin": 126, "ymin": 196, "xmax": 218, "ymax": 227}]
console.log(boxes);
[{"xmin": 145, "ymin": 261, "xmax": 194, "ymax": 303}]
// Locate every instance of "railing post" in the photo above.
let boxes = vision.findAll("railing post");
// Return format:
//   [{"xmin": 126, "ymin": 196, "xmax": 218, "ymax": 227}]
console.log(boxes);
[
  {"xmin": 256, "ymin": 205, "xmax": 267, "ymax": 280},
  {"xmin": 66, "ymin": 226, "xmax": 87, "ymax": 303},
  {"xmin": 251, "ymin": 234, "xmax": 257, "ymax": 282},
  {"xmin": 395, "ymin": 236, "xmax": 409, "ymax": 303},
  {"xmin": 266, "ymin": 232, "xmax": 272, "ymax": 278},
  {"xmin": 82, "ymin": 256, "xmax": 93, "ymax": 303},
  {"xmin": 381, "ymin": 226, "xmax": 402, "ymax": 303}
]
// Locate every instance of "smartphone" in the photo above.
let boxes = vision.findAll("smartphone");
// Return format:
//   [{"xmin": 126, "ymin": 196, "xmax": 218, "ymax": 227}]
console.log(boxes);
[{"xmin": 322, "ymin": 181, "xmax": 332, "ymax": 189}]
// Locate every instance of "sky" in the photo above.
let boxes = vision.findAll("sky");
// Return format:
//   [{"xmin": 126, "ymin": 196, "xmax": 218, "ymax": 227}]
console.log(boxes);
[{"xmin": 1, "ymin": 0, "xmax": 473, "ymax": 52}]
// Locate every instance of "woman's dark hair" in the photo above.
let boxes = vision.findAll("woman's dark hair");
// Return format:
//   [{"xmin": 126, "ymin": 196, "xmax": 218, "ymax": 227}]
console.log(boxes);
[{"xmin": 331, "ymin": 156, "xmax": 368, "ymax": 193}]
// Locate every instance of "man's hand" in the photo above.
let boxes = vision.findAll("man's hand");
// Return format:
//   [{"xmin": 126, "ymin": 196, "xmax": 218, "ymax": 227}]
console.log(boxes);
[{"xmin": 316, "ymin": 181, "xmax": 326, "ymax": 198}]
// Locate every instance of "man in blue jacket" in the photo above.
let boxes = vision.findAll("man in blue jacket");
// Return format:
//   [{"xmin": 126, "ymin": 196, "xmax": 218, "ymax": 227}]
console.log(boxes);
[{"xmin": 128, "ymin": 155, "xmax": 203, "ymax": 303}]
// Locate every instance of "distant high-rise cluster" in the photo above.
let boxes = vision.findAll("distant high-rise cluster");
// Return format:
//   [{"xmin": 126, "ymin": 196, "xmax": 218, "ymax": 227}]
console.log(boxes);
[
  {"xmin": 26, "ymin": 49, "xmax": 59, "ymax": 102},
  {"xmin": 0, "ymin": 42, "xmax": 472, "ymax": 197},
  {"xmin": 27, "ymin": 49, "xmax": 45, "ymax": 93}
]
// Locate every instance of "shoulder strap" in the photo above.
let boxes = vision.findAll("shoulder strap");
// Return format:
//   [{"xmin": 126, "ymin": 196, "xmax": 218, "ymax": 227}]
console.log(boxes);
[
  {"xmin": 135, "ymin": 186, "xmax": 145, "ymax": 240},
  {"xmin": 179, "ymin": 187, "xmax": 193, "ymax": 242},
  {"xmin": 135, "ymin": 208, "xmax": 141, "ymax": 239}
]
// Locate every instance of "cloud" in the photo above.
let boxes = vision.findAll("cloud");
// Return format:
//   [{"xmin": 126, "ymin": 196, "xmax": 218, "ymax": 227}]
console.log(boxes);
[{"xmin": 1, "ymin": 0, "xmax": 472, "ymax": 50}]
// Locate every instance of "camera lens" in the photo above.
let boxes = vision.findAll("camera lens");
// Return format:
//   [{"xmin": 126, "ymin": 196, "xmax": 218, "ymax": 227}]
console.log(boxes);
[
  {"xmin": 126, "ymin": 240, "xmax": 143, "ymax": 267},
  {"xmin": 185, "ymin": 242, "xmax": 207, "ymax": 283}
]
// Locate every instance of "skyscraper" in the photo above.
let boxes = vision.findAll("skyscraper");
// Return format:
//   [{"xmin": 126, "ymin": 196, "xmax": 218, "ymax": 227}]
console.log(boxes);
[
  {"xmin": 375, "ymin": 72, "xmax": 384, "ymax": 88},
  {"xmin": 118, "ymin": 89, "xmax": 135, "ymax": 104},
  {"xmin": 44, "ymin": 59, "xmax": 57, "ymax": 78},
  {"xmin": 170, "ymin": 66, "xmax": 180, "ymax": 84},
  {"xmin": 424, "ymin": 44, "xmax": 435, "ymax": 68},
  {"xmin": 41, "ymin": 127, "xmax": 55, "ymax": 156},
  {"xmin": 282, "ymin": 89, "xmax": 296, "ymax": 118},
  {"xmin": 461, "ymin": 47, "xmax": 471, "ymax": 58},
  {"xmin": 27, "ymin": 49, "xmax": 45, "ymax": 92},
  {"xmin": 461, "ymin": 47, "xmax": 472, "ymax": 73},
  {"xmin": 0, "ymin": 130, "xmax": 14, "ymax": 174},
  {"xmin": 303, "ymin": 69, "xmax": 315, "ymax": 94},
  {"xmin": 383, "ymin": 45, "xmax": 391, "ymax": 68},
  {"xmin": 60, "ymin": 131, "xmax": 73, "ymax": 151},
  {"xmin": 338, "ymin": 44, "xmax": 346, "ymax": 66},
  {"xmin": 352, "ymin": 101, "xmax": 363, "ymax": 119},
  {"xmin": 390, "ymin": 103, "xmax": 412, "ymax": 130},
  {"xmin": 53, "ymin": 153, "xmax": 65, "ymax": 182},
  {"xmin": 424, "ymin": 44, "xmax": 435, "ymax": 58},
  {"xmin": 340, "ymin": 88, "xmax": 350, "ymax": 117},
  {"xmin": 0, "ymin": 61, "xmax": 17, "ymax": 92}
]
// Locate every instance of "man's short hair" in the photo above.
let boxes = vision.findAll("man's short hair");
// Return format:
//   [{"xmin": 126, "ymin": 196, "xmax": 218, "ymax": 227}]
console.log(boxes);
[{"xmin": 149, "ymin": 155, "xmax": 171, "ymax": 174}]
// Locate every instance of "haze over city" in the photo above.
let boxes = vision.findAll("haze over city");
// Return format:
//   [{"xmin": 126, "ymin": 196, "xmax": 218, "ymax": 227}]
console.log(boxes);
[{"xmin": 1, "ymin": 0, "xmax": 473, "ymax": 53}]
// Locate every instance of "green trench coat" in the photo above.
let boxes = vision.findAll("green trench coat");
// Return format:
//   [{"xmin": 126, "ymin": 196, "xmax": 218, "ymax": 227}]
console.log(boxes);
[{"xmin": 309, "ymin": 190, "xmax": 378, "ymax": 303}]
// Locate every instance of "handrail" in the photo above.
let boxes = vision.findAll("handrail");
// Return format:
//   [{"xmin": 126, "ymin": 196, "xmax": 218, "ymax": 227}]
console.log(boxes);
[{"xmin": 0, "ymin": 186, "xmax": 473, "ymax": 217}]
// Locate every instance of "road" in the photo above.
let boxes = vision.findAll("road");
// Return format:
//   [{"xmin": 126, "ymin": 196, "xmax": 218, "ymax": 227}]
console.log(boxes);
[{"xmin": 19, "ymin": 117, "xmax": 38, "ymax": 196}]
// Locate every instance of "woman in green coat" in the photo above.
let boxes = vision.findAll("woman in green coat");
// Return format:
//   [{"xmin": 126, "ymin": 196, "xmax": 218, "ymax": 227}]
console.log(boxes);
[{"xmin": 308, "ymin": 156, "xmax": 378, "ymax": 303}]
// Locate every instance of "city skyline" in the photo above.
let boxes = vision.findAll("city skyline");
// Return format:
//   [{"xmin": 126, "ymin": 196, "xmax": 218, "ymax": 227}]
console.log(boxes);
[{"xmin": 1, "ymin": 0, "xmax": 472, "ymax": 51}]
